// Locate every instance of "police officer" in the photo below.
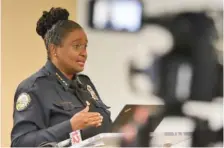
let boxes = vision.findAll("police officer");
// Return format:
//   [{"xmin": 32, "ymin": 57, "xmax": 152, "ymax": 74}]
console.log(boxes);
[{"xmin": 11, "ymin": 7, "xmax": 112, "ymax": 147}]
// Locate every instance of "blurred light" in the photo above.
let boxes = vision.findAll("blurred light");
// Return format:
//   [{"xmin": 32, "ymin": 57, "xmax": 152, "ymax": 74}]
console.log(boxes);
[
  {"xmin": 92, "ymin": 0, "xmax": 142, "ymax": 32},
  {"xmin": 145, "ymin": 0, "xmax": 223, "ymax": 17},
  {"xmin": 175, "ymin": 63, "xmax": 192, "ymax": 101},
  {"xmin": 111, "ymin": 0, "xmax": 142, "ymax": 32},
  {"xmin": 182, "ymin": 100, "xmax": 223, "ymax": 130},
  {"xmin": 139, "ymin": 25, "xmax": 174, "ymax": 56}
]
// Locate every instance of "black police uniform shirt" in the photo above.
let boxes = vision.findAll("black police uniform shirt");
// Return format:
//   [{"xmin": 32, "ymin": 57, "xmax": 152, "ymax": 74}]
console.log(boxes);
[{"xmin": 11, "ymin": 60, "xmax": 112, "ymax": 147}]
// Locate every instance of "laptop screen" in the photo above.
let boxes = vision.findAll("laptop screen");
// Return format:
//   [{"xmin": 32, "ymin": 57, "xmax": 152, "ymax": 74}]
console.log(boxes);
[{"xmin": 112, "ymin": 104, "xmax": 164, "ymax": 132}]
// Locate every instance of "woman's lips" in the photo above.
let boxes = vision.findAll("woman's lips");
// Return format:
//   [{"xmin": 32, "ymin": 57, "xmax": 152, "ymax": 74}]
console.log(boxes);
[{"xmin": 77, "ymin": 61, "xmax": 85, "ymax": 67}]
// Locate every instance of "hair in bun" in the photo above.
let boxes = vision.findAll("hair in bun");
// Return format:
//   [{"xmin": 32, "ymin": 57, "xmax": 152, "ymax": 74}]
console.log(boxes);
[
  {"xmin": 36, "ymin": 7, "xmax": 82, "ymax": 60},
  {"xmin": 36, "ymin": 7, "xmax": 69, "ymax": 39}
]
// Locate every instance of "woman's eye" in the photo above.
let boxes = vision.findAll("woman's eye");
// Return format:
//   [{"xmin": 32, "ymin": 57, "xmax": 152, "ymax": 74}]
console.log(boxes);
[
  {"xmin": 73, "ymin": 44, "xmax": 81, "ymax": 48},
  {"xmin": 73, "ymin": 44, "xmax": 87, "ymax": 49}
]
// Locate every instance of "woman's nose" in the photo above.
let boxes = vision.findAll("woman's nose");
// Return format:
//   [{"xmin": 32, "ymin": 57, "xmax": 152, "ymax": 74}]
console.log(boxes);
[{"xmin": 80, "ymin": 48, "xmax": 87, "ymax": 58}]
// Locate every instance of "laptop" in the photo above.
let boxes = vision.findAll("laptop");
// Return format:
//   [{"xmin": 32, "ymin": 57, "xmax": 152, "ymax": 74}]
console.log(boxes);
[{"xmin": 111, "ymin": 104, "xmax": 164, "ymax": 132}]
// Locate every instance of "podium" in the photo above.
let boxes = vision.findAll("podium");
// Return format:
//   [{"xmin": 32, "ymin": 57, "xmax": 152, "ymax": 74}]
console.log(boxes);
[
  {"xmin": 69, "ymin": 133, "xmax": 124, "ymax": 147},
  {"xmin": 63, "ymin": 132, "xmax": 191, "ymax": 147}
]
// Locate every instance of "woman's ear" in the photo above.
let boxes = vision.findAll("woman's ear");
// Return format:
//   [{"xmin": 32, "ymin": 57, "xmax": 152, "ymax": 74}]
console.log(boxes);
[{"xmin": 49, "ymin": 44, "xmax": 58, "ymax": 58}]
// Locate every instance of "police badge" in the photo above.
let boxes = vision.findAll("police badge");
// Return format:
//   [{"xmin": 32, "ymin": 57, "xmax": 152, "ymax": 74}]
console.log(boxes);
[{"xmin": 87, "ymin": 85, "xmax": 98, "ymax": 100}]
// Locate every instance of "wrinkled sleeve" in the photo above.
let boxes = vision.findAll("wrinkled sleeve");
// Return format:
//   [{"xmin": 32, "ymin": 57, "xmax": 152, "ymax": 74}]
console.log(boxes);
[{"xmin": 11, "ymin": 89, "xmax": 73, "ymax": 147}]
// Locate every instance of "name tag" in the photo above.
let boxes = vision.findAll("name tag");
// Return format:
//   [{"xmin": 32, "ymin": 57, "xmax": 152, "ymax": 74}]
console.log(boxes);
[{"xmin": 70, "ymin": 130, "xmax": 82, "ymax": 145}]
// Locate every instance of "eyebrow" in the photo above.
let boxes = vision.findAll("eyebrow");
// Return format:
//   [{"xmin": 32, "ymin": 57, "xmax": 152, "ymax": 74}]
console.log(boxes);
[{"xmin": 71, "ymin": 39, "xmax": 88, "ymax": 43}]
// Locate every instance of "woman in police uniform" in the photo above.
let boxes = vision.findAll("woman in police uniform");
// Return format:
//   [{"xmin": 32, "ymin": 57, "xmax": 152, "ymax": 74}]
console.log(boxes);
[{"xmin": 11, "ymin": 7, "xmax": 112, "ymax": 147}]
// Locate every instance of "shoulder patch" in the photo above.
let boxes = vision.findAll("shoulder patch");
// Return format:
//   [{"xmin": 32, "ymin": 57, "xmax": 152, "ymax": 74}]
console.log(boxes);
[{"xmin": 16, "ymin": 93, "xmax": 31, "ymax": 111}]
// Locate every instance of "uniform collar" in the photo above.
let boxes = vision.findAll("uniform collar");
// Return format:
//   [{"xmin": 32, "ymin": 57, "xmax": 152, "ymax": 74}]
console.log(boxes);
[{"xmin": 44, "ymin": 60, "xmax": 75, "ymax": 90}]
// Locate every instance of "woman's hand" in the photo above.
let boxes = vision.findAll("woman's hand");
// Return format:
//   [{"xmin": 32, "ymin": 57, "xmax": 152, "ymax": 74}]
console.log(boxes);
[{"xmin": 70, "ymin": 105, "xmax": 103, "ymax": 131}]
